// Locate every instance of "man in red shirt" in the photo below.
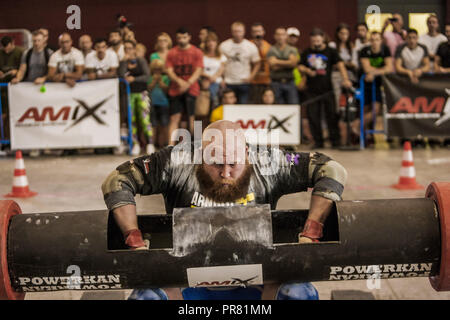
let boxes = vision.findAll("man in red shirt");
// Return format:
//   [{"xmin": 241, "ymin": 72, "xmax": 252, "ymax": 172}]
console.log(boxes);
[{"xmin": 166, "ymin": 27, "xmax": 203, "ymax": 145}]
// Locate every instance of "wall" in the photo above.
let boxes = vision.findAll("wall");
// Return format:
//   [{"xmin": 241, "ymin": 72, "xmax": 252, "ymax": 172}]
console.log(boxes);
[{"xmin": 0, "ymin": 0, "xmax": 358, "ymax": 52}]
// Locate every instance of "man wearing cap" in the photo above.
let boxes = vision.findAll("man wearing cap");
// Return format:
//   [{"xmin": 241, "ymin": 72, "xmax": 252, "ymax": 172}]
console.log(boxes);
[{"xmin": 102, "ymin": 120, "xmax": 347, "ymax": 300}]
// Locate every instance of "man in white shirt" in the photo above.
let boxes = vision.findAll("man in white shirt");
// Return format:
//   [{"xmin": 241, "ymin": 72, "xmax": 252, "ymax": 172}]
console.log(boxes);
[
  {"xmin": 85, "ymin": 38, "xmax": 119, "ymax": 80},
  {"xmin": 219, "ymin": 21, "xmax": 261, "ymax": 104},
  {"xmin": 395, "ymin": 29, "xmax": 430, "ymax": 83},
  {"xmin": 419, "ymin": 14, "xmax": 447, "ymax": 70},
  {"xmin": 108, "ymin": 29, "xmax": 125, "ymax": 61},
  {"xmin": 47, "ymin": 32, "xmax": 84, "ymax": 87}
]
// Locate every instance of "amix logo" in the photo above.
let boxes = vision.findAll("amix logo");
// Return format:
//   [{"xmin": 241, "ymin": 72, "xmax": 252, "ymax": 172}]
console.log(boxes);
[
  {"xmin": 389, "ymin": 89, "xmax": 450, "ymax": 126},
  {"xmin": 195, "ymin": 276, "xmax": 259, "ymax": 288},
  {"xmin": 237, "ymin": 114, "xmax": 295, "ymax": 134},
  {"xmin": 16, "ymin": 95, "xmax": 112, "ymax": 131}
]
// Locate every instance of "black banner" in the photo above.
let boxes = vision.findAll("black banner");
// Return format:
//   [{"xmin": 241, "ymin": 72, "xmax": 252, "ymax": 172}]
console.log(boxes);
[{"xmin": 383, "ymin": 74, "xmax": 450, "ymax": 138}]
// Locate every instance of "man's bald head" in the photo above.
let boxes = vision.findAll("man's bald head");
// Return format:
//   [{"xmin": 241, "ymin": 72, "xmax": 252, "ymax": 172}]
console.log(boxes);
[{"xmin": 202, "ymin": 120, "xmax": 247, "ymax": 165}]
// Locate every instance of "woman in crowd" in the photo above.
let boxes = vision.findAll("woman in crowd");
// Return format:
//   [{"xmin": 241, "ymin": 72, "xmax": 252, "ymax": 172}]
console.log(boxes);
[
  {"xmin": 201, "ymin": 32, "xmax": 226, "ymax": 108},
  {"xmin": 329, "ymin": 23, "xmax": 357, "ymax": 106},
  {"xmin": 118, "ymin": 40, "xmax": 152, "ymax": 156},
  {"xmin": 150, "ymin": 32, "xmax": 172, "ymax": 66},
  {"xmin": 148, "ymin": 59, "xmax": 170, "ymax": 149},
  {"xmin": 261, "ymin": 87, "xmax": 275, "ymax": 104}
]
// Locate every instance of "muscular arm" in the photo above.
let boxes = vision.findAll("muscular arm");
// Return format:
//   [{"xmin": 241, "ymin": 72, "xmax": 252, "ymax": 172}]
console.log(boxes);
[
  {"xmin": 112, "ymin": 204, "xmax": 138, "ymax": 234},
  {"xmin": 300, "ymin": 152, "xmax": 347, "ymax": 243}
]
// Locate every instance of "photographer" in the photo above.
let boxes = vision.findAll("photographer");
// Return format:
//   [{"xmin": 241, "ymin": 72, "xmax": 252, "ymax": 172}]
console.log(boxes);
[{"xmin": 382, "ymin": 14, "xmax": 407, "ymax": 58}]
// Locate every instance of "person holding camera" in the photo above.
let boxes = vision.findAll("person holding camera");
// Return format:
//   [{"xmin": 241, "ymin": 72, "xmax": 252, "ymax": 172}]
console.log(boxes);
[{"xmin": 382, "ymin": 14, "xmax": 407, "ymax": 58}]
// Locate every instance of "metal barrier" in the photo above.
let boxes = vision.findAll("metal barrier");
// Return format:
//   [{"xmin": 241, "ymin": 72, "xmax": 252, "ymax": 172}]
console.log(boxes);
[
  {"xmin": 0, "ymin": 79, "xmax": 133, "ymax": 155},
  {"xmin": 354, "ymin": 75, "xmax": 386, "ymax": 150}
]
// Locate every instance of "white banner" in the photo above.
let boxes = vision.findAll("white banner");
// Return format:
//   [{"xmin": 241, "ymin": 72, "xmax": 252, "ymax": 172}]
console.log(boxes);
[
  {"xmin": 8, "ymin": 79, "xmax": 121, "ymax": 150},
  {"xmin": 222, "ymin": 104, "xmax": 301, "ymax": 145}
]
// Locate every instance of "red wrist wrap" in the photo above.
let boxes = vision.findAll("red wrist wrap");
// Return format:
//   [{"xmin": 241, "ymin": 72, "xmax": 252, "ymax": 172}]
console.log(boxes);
[
  {"xmin": 300, "ymin": 219, "xmax": 323, "ymax": 241},
  {"xmin": 124, "ymin": 229, "xmax": 146, "ymax": 249}
]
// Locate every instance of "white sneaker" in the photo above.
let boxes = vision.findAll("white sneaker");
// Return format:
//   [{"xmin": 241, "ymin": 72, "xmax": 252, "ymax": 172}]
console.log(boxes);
[
  {"xmin": 29, "ymin": 149, "xmax": 41, "ymax": 157},
  {"xmin": 146, "ymin": 144, "xmax": 155, "ymax": 155},
  {"xmin": 113, "ymin": 143, "xmax": 127, "ymax": 155},
  {"xmin": 131, "ymin": 144, "xmax": 141, "ymax": 156}
]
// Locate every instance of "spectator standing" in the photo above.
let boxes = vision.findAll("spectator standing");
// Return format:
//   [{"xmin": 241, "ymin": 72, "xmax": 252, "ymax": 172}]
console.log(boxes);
[
  {"xmin": 136, "ymin": 43, "xmax": 147, "ymax": 59},
  {"xmin": 118, "ymin": 40, "xmax": 152, "ymax": 156},
  {"xmin": 39, "ymin": 28, "xmax": 57, "ymax": 52},
  {"xmin": 202, "ymin": 32, "xmax": 226, "ymax": 108},
  {"xmin": 287, "ymin": 27, "xmax": 305, "ymax": 90},
  {"xmin": 108, "ymin": 30, "xmax": 125, "ymax": 61},
  {"xmin": 165, "ymin": 27, "xmax": 203, "ymax": 144},
  {"xmin": 329, "ymin": 24, "xmax": 357, "ymax": 108},
  {"xmin": 198, "ymin": 26, "xmax": 215, "ymax": 50},
  {"xmin": 219, "ymin": 22, "xmax": 261, "ymax": 104},
  {"xmin": 266, "ymin": 27, "xmax": 299, "ymax": 104},
  {"xmin": 354, "ymin": 22, "xmax": 370, "ymax": 52},
  {"xmin": 435, "ymin": 23, "xmax": 450, "ymax": 73},
  {"xmin": 85, "ymin": 38, "xmax": 119, "ymax": 80},
  {"xmin": 287, "ymin": 27, "xmax": 313, "ymax": 144},
  {"xmin": 79, "ymin": 34, "xmax": 93, "ymax": 57},
  {"xmin": 150, "ymin": 32, "xmax": 172, "ymax": 65},
  {"xmin": 261, "ymin": 87, "xmax": 275, "ymax": 104},
  {"xmin": 419, "ymin": 15, "xmax": 447, "ymax": 71},
  {"xmin": 298, "ymin": 28, "xmax": 352, "ymax": 149},
  {"xmin": 358, "ymin": 31, "xmax": 393, "ymax": 139},
  {"xmin": 209, "ymin": 88, "xmax": 237, "ymax": 123},
  {"xmin": 148, "ymin": 59, "xmax": 170, "ymax": 149},
  {"xmin": 352, "ymin": 22, "xmax": 370, "ymax": 72},
  {"xmin": 11, "ymin": 30, "xmax": 53, "ymax": 84},
  {"xmin": 250, "ymin": 23, "xmax": 271, "ymax": 103},
  {"xmin": 47, "ymin": 33, "xmax": 84, "ymax": 87},
  {"xmin": 382, "ymin": 14, "xmax": 407, "ymax": 58},
  {"xmin": 395, "ymin": 29, "xmax": 430, "ymax": 83},
  {"xmin": 0, "ymin": 36, "xmax": 24, "ymax": 82}
]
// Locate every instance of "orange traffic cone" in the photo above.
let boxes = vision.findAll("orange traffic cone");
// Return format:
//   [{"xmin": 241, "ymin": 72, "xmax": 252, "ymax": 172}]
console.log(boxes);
[
  {"xmin": 392, "ymin": 141, "xmax": 423, "ymax": 190},
  {"xmin": 4, "ymin": 151, "xmax": 37, "ymax": 198}
]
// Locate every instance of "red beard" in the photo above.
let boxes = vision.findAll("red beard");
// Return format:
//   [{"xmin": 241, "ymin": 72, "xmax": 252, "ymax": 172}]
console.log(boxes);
[{"xmin": 195, "ymin": 164, "xmax": 253, "ymax": 203}]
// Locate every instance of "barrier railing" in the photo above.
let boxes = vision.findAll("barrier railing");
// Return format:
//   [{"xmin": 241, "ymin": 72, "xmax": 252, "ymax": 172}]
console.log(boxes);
[
  {"xmin": 354, "ymin": 75, "xmax": 386, "ymax": 150},
  {"xmin": 0, "ymin": 79, "xmax": 133, "ymax": 155}
]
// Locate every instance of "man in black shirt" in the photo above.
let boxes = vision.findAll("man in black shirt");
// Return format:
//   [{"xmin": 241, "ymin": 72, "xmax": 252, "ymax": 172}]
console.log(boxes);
[
  {"xmin": 299, "ymin": 28, "xmax": 352, "ymax": 149},
  {"xmin": 102, "ymin": 120, "xmax": 347, "ymax": 300},
  {"xmin": 358, "ymin": 31, "xmax": 393, "ymax": 135},
  {"xmin": 435, "ymin": 23, "xmax": 450, "ymax": 73}
]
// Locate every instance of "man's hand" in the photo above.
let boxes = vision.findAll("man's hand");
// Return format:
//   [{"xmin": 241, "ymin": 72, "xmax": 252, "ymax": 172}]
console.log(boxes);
[
  {"xmin": 34, "ymin": 77, "xmax": 46, "ymax": 85},
  {"xmin": 342, "ymin": 79, "xmax": 352, "ymax": 89},
  {"xmin": 365, "ymin": 72, "xmax": 375, "ymax": 82},
  {"xmin": 177, "ymin": 79, "xmax": 190, "ymax": 93},
  {"xmin": 305, "ymin": 68, "xmax": 316, "ymax": 77},
  {"xmin": 412, "ymin": 68, "xmax": 423, "ymax": 78},
  {"xmin": 66, "ymin": 78, "xmax": 76, "ymax": 87},
  {"xmin": 10, "ymin": 77, "xmax": 20, "ymax": 84},
  {"xmin": 125, "ymin": 75, "xmax": 135, "ymax": 83},
  {"xmin": 124, "ymin": 229, "xmax": 149, "ymax": 250}
]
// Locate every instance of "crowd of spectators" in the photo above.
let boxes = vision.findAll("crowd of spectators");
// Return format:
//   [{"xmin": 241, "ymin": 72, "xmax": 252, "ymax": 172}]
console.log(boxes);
[{"xmin": 1, "ymin": 13, "xmax": 450, "ymax": 155}]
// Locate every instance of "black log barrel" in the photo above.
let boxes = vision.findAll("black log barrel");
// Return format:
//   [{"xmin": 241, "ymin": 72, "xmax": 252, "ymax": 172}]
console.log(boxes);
[{"xmin": 0, "ymin": 182, "xmax": 449, "ymax": 300}]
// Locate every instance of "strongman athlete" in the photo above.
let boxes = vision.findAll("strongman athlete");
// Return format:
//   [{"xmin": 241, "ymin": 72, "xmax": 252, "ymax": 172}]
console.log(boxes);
[{"xmin": 102, "ymin": 120, "xmax": 347, "ymax": 300}]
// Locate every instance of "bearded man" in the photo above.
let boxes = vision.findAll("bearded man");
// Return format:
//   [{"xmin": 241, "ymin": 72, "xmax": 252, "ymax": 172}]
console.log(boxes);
[{"xmin": 101, "ymin": 120, "xmax": 347, "ymax": 300}]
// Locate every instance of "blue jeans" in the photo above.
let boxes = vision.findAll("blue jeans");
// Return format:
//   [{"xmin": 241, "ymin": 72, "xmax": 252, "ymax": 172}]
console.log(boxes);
[
  {"xmin": 271, "ymin": 80, "xmax": 299, "ymax": 104},
  {"xmin": 209, "ymin": 82, "xmax": 220, "ymax": 108},
  {"xmin": 227, "ymin": 84, "xmax": 251, "ymax": 104},
  {"xmin": 128, "ymin": 283, "xmax": 319, "ymax": 300}
]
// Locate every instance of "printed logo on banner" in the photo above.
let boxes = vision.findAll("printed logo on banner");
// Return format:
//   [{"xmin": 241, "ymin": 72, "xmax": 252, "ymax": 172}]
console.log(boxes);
[
  {"xmin": 8, "ymin": 79, "xmax": 121, "ymax": 149},
  {"xmin": 16, "ymin": 95, "xmax": 112, "ymax": 130},
  {"xmin": 223, "ymin": 105, "xmax": 300, "ymax": 145},
  {"xmin": 384, "ymin": 74, "xmax": 450, "ymax": 137},
  {"xmin": 187, "ymin": 264, "xmax": 263, "ymax": 288}
]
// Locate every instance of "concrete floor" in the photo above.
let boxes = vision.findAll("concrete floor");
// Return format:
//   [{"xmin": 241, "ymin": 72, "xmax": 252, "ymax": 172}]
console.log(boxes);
[{"xmin": 1, "ymin": 146, "xmax": 450, "ymax": 300}]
